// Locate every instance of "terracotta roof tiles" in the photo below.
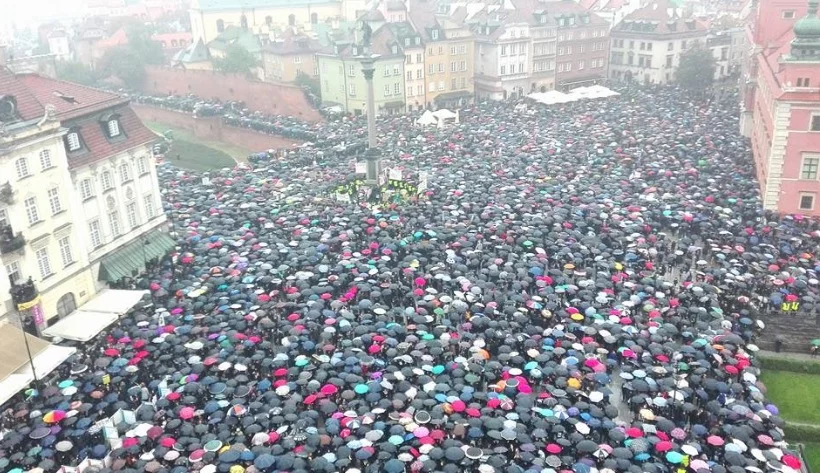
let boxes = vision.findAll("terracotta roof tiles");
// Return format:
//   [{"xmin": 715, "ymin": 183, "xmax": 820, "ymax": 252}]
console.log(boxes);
[
  {"xmin": 0, "ymin": 68, "xmax": 45, "ymax": 122},
  {"xmin": 17, "ymin": 74, "xmax": 127, "ymax": 120}
]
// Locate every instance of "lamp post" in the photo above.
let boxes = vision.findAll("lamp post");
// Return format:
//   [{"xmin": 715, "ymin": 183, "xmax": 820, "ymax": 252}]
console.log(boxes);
[{"xmin": 9, "ymin": 280, "xmax": 40, "ymax": 386}]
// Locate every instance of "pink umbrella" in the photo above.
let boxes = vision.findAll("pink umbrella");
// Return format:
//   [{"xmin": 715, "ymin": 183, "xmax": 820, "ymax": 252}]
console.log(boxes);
[
  {"xmin": 179, "ymin": 407, "xmax": 195, "ymax": 420},
  {"xmin": 706, "ymin": 435, "xmax": 724, "ymax": 446},
  {"xmin": 413, "ymin": 427, "xmax": 430, "ymax": 438},
  {"xmin": 546, "ymin": 444, "xmax": 562, "ymax": 454},
  {"xmin": 320, "ymin": 384, "xmax": 338, "ymax": 395},
  {"xmin": 160, "ymin": 437, "xmax": 176, "ymax": 448}
]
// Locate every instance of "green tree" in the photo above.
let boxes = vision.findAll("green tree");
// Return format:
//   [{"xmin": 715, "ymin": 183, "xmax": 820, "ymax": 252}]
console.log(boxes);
[
  {"xmin": 55, "ymin": 60, "xmax": 100, "ymax": 86},
  {"xmin": 676, "ymin": 47, "xmax": 716, "ymax": 92},
  {"xmin": 295, "ymin": 71, "xmax": 321, "ymax": 98},
  {"xmin": 99, "ymin": 45, "xmax": 147, "ymax": 88},
  {"xmin": 125, "ymin": 23, "xmax": 164, "ymax": 65},
  {"xmin": 213, "ymin": 44, "xmax": 257, "ymax": 74}
]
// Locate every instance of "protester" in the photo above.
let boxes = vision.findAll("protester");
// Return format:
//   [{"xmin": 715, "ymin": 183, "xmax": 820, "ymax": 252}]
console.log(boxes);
[{"xmin": 0, "ymin": 85, "xmax": 817, "ymax": 473}]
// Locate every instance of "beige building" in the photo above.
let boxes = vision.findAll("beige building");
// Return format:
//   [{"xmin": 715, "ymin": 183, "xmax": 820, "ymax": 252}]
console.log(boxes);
[
  {"xmin": 408, "ymin": 0, "xmax": 475, "ymax": 108},
  {"xmin": 262, "ymin": 30, "xmax": 322, "ymax": 82},
  {"xmin": 189, "ymin": 0, "xmax": 368, "ymax": 44}
]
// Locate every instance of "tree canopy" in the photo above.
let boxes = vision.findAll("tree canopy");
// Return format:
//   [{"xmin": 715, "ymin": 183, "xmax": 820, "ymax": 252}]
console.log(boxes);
[
  {"xmin": 213, "ymin": 44, "xmax": 257, "ymax": 74},
  {"xmin": 98, "ymin": 22, "xmax": 164, "ymax": 89},
  {"xmin": 676, "ymin": 47, "xmax": 716, "ymax": 92}
]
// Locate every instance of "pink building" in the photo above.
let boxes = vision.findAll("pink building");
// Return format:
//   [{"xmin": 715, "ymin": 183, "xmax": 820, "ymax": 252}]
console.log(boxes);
[{"xmin": 741, "ymin": 0, "xmax": 820, "ymax": 216}]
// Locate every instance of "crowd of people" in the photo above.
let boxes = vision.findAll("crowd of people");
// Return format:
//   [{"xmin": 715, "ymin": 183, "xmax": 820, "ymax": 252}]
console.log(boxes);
[{"xmin": 1, "ymin": 85, "xmax": 819, "ymax": 473}]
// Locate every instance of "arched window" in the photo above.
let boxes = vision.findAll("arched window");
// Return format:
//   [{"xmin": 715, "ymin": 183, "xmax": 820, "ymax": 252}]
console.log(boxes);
[
  {"xmin": 240, "ymin": 14, "xmax": 248, "ymax": 29},
  {"xmin": 15, "ymin": 157, "xmax": 30, "ymax": 179},
  {"xmin": 311, "ymin": 13, "xmax": 318, "ymax": 24},
  {"xmin": 56, "ymin": 293, "xmax": 76, "ymax": 319},
  {"xmin": 288, "ymin": 14, "xmax": 296, "ymax": 26},
  {"xmin": 101, "ymin": 170, "xmax": 113, "ymax": 190},
  {"xmin": 120, "ymin": 163, "xmax": 131, "ymax": 183},
  {"xmin": 216, "ymin": 19, "xmax": 225, "ymax": 33}
]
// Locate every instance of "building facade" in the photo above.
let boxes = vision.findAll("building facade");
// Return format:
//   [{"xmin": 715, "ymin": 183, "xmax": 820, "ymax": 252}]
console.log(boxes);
[
  {"xmin": 189, "ymin": 0, "xmax": 368, "ymax": 44},
  {"xmin": 262, "ymin": 31, "xmax": 322, "ymax": 83},
  {"xmin": 741, "ymin": 0, "xmax": 820, "ymax": 216},
  {"xmin": 408, "ymin": 0, "xmax": 475, "ymax": 108},
  {"xmin": 317, "ymin": 27, "xmax": 407, "ymax": 116},
  {"xmin": 472, "ymin": 12, "xmax": 533, "ymax": 101},
  {"xmin": 549, "ymin": 1, "xmax": 610, "ymax": 90},
  {"xmin": 528, "ymin": 7, "xmax": 558, "ymax": 93},
  {"xmin": 609, "ymin": 0, "xmax": 708, "ymax": 84},
  {"xmin": 707, "ymin": 27, "xmax": 744, "ymax": 81},
  {"xmin": 0, "ymin": 68, "xmax": 170, "ymax": 331}
]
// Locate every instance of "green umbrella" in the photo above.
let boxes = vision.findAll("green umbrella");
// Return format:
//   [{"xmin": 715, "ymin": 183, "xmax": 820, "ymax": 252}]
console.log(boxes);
[{"xmin": 812, "ymin": 339, "xmax": 820, "ymax": 347}]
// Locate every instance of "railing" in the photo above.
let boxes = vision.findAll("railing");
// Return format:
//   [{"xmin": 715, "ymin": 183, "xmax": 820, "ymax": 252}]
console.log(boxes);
[{"xmin": 0, "ymin": 224, "xmax": 25, "ymax": 255}]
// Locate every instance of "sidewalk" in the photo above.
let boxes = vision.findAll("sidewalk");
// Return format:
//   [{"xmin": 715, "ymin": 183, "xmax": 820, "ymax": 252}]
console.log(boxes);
[{"xmin": 758, "ymin": 350, "xmax": 820, "ymax": 363}]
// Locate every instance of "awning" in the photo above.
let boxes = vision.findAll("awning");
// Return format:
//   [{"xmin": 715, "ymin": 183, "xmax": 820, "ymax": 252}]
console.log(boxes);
[
  {"xmin": 42, "ymin": 311, "xmax": 117, "ymax": 342},
  {"xmin": 42, "ymin": 290, "xmax": 147, "ymax": 342},
  {"xmin": 98, "ymin": 231, "xmax": 176, "ymax": 282},
  {"xmin": 19, "ymin": 345, "xmax": 76, "ymax": 380},
  {"xmin": 0, "ymin": 373, "xmax": 34, "ymax": 406},
  {"xmin": 0, "ymin": 323, "xmax": 51, "ymax": 380}
]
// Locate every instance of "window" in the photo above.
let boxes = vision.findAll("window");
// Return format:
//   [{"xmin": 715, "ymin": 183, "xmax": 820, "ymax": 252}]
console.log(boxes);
[
  {"xmin": 451, "ymin": 78, "xmax": 457, "ymax": 90},
  {"xmin": 394, "ymin": 82, "xmax": 400, "ymax": 95},
  {"xmin": 407, "ymin": 71, "xmax": 413, "ymax": 81},
  {"xmin": 109, "ymin": 211, "xmax": 121, "ymax": 237},
  {"xmin": 35, "ymin": 248, "xmax": 52, "ymax": 279},
  {"xmin": 428, "ymin": 64, "xmax": 434, "ymax": 74},
  {"xmin": 783, "ymin": 10, "xmax": 795, "ymax": 18},
  {"xmin": 408, "ymin": 85, "xmax": 414, "ymax": 97},
  {"xmin": 438, "ymin": 63, "xmax": 443, "ymax": 73},
  {"xmin": 579, "ymin": 60, "xmax": 585, "ymax": 70},
  {"xmin": 460, "ymin": 77, "xmax": 466, "ymax": 88},
  {"xmin": 216, "ymin": 19, "xmax": 225, "ymax": 33},
  {"xmin": 666, "ymin": 55, "xmax": 673, "ymax": 67},
  {"xmin": 459, "ymin": 60, "xmax": 466, "ymax": 71},
  {"xmin": 431, "ymin": 29, "xmax": 439, "ymax": 40},
  {"xmin": 348, "ymin": 65, "xmax": 356, "ymax": 77},
  {"xmin": 438, "ymin": 81, "xmax": 444, "ymax": 91},
  {"xmin": 416, "ymin": 69, "xmax": 422, "ymax": 79},
  {"xmin": 501, "ymin": 65, "xmax": 506, "ymax": 75},
  {"xmin": 668, "ymin": 41, "xmax": 674, "ymax": 51},
  {"xmin": 417, "ymin": 84, "xmax": 423, "ymax": 96},
  {"xmin": 519, "ymin": 63, "xmax": 524, "ymax": 73},
  {"xmin": 101, "ymin": 171, "xmax": 113, "ymax": 190},
  {"xmin": 120, "ymin": 163, "xmax": 131, "ymax": 183},
  {"xmin": 579, "ymin": 45, "xmax": 585, "ymax": 53},
  {"xmin": 137, "ymin": 156, "xmax": 149, "ymax": 175},
  {"xmin": 416, "ymin": 53, "xmax": 422, "ymax": 63},
  {"xmin": 348, "ymin": 83, "xmax": 357, "ymax": 96},
  {"xmin": 797, "ymin": 78, "xmax": 810, "ymax": 87},
  {"xmin": 66, "ymin": 131, "xmax": 82, "ymax": 151},
  {"xmin": 48, "ymin": 188, "xmax": 62, "ymax": 214},
  {"xmin": 144, "ymin": 195, "xmax": 155, "ymax": 218},
  {"xmin": 501, "ymin": 45, "xmax": 508, "ymax": 56},
  {"xmin": 511, "ymin": 44, "xmax": 517, "ymax": 55},
  {"xmin": 558, "ymin": 47, "xmax": 565, "ymax": 56},
  {"xmin": 383, "ymin": 65, "xmax": 390, "ymax": 77},
  {"xmin": 126, "ymin": 202, "xmax": 138, "ymax": 228},
  {"xmin": 812, "ymin": 115, "xmax": 820, "ymax": 131},
  {"xmin": 107, "ymin": 119, "xmax": 121, "ymax": 138},
  {"xmin": 15, "ymin": 158, "xmax": 31, "ymax": 179},
  {"xmin": 459, "ymin": 45, "xmax": 466, "ymax": 54},
  {"xmin": 802, "ymin": 156, "xmax": 820, "ymax": 179},
  {"xmin": 80, "ymin": 179, "xmax": 94, "ymax": 200},
  {"xmin": 58, "ymin": 236, "xmax": 73, "ymax": 266},
  {"xmin": 799, "ymin": 193, "xmax": 815, "ymax": 211},
  {"xmin": 24, "ymin": 197, "xmax": 39, "ymax": 225},
  {"xmin": 39, "ymin": 150, "xmax": 53, "ymax": 170},
  {"xmin": 89, "ymin": 220, "xmax": 102, "ymax": 248},
  {"xmin": 5, "ymin": 261, "xmax": 21, "ymax": 284},
  {"xmin": 393, "ymin": 65, "xmax": 400, "ymax": 75},
  {"xmin": 384, "ymin": 84, "xmax": 391, "ymax": 97},
  {"xmin": 293, "ymin": 56, "xmax": 302, "ymax": 64}
]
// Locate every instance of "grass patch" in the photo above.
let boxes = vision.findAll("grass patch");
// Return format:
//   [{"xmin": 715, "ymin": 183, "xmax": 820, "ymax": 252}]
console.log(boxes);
[
  {"xmin": 761, "ymin": 370, "xmax": 820, "ymax": 425},
  {"xmin": 803, "ymin": 443, "xmax": 820, "ymax": 473},
  {"xmin": 144, "ymin": 120, "xmax": 252, "ymax": 163}
]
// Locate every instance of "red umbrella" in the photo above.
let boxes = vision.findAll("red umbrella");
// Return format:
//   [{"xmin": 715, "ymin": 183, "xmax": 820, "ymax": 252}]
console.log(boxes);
[
  {"xmin": 546, "ymin": 444, "xmax": 562, "ymax": 454},
  {"xmin": 122, "ymin": 437, "xmax": 139, "ymax": 448},
  {"xmin": 104, "ymin": 348, "xmax": 119, "ymax": 356},
  {"xmin": 782, "ymin": 455, "xmax": 801, "ymax": 469},
  {"xmin": 626, "ymin": 427, "xmax": 643, "ymax": 438},
  {"xmin": 724, "ymin": 365, "xmax": 739, "ymax": 375},
  {"xmin": 179, "ymin": 407, "xmax": 195, "ymax": 420},
  {"xmin": 147, "ymin": 426, "xmax": 163, "ymax": 439},
  {"xmin": 655, "ymin": 441, "xmax": 673, "ymax": 452},
  {"xmin": 160, "ymin": 437, "xmax": 176, "ymax": 448},
  {"xmin": 320, "ymin": 384, "xmax": 338, "ymax": 395},
  {"xmin": 166, "ymin": 392, "xmax": 181, "ymax": 401}
]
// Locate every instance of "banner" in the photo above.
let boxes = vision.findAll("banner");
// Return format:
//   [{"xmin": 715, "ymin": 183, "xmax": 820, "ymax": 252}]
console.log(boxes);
[
  {"xmin": 17, "ymin": 295, "xmax": 41, "ymax": 311},
  {"xmin": 355, "ymin": 162, "xmax": 367, "ymax": 174},
  {"xmin": 389, "ymin": 168, "xmax": 403, "ymax": 181}
]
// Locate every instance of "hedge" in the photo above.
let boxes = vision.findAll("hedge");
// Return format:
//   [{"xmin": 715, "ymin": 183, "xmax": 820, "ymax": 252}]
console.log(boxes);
[
  {"xmin": 759, "ymin": 356, "xmax": 820, "ymax": 375},
  {"xmin": 785, "ymin": 423, "xmax": 820, "ymax": 443}
]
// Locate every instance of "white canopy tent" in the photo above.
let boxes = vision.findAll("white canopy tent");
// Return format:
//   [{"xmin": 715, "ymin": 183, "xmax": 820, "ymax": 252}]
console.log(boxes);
[
  {"xmin": 19, "ymin": 345, "xmax": 76, "ymax": 380},
  {"xmin": 42, "ymin": 289, "xmax": 147, "ymax": 342},
  {"xmin": 527, "ymin": 90, "xmax": 575, "ymax": 105},
  {"xmin": 416, "ymin": 110, "xmax": 437, "ymax": 126},
  {"xmin": 0, "ymin": 373, "xmax": 34, "ymax": 406},
  {"xmin": 431, "ymin": 109, "xmax": 457, "ymax": 120},
  {"xmin": 0, "ymin": 324, "xmax": 76, "ymax": 405}
]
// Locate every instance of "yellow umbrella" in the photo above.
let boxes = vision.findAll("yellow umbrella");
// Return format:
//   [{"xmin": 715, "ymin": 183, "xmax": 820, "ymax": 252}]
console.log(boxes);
[{"xmin": 230, "ymin": 466, "xmax": 245, "ymax": 473}]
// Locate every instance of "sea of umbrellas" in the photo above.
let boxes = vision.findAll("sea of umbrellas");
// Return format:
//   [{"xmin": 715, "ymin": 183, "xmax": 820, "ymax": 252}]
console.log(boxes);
[{"xmin": 2, "ymin": 85, "xmax": 820, "ymax": 473}]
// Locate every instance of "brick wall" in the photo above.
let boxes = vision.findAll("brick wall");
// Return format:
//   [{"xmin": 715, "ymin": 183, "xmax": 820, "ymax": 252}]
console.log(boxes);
[
  {"xmin": 132, "ymin": 104, "xmax": 303, "ymax": 152},
  {"xmin": 142, "ymin": 66, "xmax": 323, "ymax": 122}
]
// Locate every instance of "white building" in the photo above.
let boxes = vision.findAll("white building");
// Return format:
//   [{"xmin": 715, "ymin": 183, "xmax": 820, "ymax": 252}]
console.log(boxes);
[
  {"xmin": 47, "ymin": 29, "xmax": 73, "ymax": 61},
  {"xmin": 472, "ymin": 14, "xmax": 532, "ymax": 101},
  {"xmin": 707, "ymin": 27, "xmax": 744, "ymax": 81},
  {"xmin": 609, "ymin": 0, "xmax": 708, "ymax": 84},
  {"xmin": 1, "ymin": 69, "xmax": 171, "ymax": 334}
]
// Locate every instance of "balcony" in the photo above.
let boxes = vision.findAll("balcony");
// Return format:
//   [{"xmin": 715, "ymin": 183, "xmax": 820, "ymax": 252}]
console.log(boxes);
[
  {"xmin": 10, "ymin": 278, "xmax": 39, "ymax": 307},
  {"xmin": 0, "ymin": 224, "xmax": 25, "ymax": 255}
]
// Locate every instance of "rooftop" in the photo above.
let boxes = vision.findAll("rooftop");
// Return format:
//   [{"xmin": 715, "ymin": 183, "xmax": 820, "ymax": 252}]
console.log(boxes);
[
  {"xmin": 17, "ymin": 74, "xmax": 127, "ymax": 120},
  {"xmin": 193, "ymin": 0, "xmax": 339, "ymax": 11}
]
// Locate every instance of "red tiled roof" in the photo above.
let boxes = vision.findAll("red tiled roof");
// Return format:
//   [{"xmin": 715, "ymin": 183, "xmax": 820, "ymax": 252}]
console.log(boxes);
[
  {"xmin": 17, "ymin": 74, "xmax": 127, "ymax": 120},
  {"xmin": 615, "ymin": 0, "xmax": 707, "ymax": 34},
  {"xmin": 66, "ymin": 105, "xmax": 158, "ymax": 169},
  {"xmin": 0, "ymin": 68, "xmax": 45, "ymax": 121}
]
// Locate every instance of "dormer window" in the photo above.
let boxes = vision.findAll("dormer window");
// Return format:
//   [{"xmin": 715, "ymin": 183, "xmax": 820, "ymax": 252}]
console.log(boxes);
[
  {"xmin": 65, "ymin": 129, "xmax": 83, "ymax": 152},
  {"xmin": 393, "ymin": 45, "xmax": 399, "ymax": 54},
  {"xmin": 431, "ymin": 29, "xmax": 439, "ymax": 40},
  {"xmin": 405, "ymin": 38, "xmax": 410, "ymax": 46},
  {"xmin": 540, "ymin": 14, "xmax": 547, "ymax": 24},
  {"xmin": 107, "ymin": 118, "xmax": 121, "ymax": 137},
  {"xmin": 415, "ymin": 37, "xmax": 420, "ymax": 45}
]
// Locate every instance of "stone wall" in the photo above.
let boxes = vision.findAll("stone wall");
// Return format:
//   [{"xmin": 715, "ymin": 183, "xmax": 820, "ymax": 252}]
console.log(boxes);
[
  {"xmin": 132, "ymin": 104, "xmax": 303, "ymax": 153},
  {"xmin": 142, "ymin": 66, "xmax": 322, "ymax": 122}
]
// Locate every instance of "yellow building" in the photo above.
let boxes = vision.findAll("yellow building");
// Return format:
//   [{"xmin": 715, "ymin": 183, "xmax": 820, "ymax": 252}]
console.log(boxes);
[
  {"xmin": 262, "ymin": 30, "xmax": 322, "ymax": 82},
  {"xmin": 407, "ymin": 0, "xmax": 475, "ymax": 108},
  {"xmin": 189, "ymin": 0, "xmax": 368, "ymax": 44}
]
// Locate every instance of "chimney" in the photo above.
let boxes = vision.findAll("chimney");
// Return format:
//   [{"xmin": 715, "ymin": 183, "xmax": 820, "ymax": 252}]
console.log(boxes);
[{"xmin": 0, "ymin": 44, "xmax": 7, "ymax": 66}]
